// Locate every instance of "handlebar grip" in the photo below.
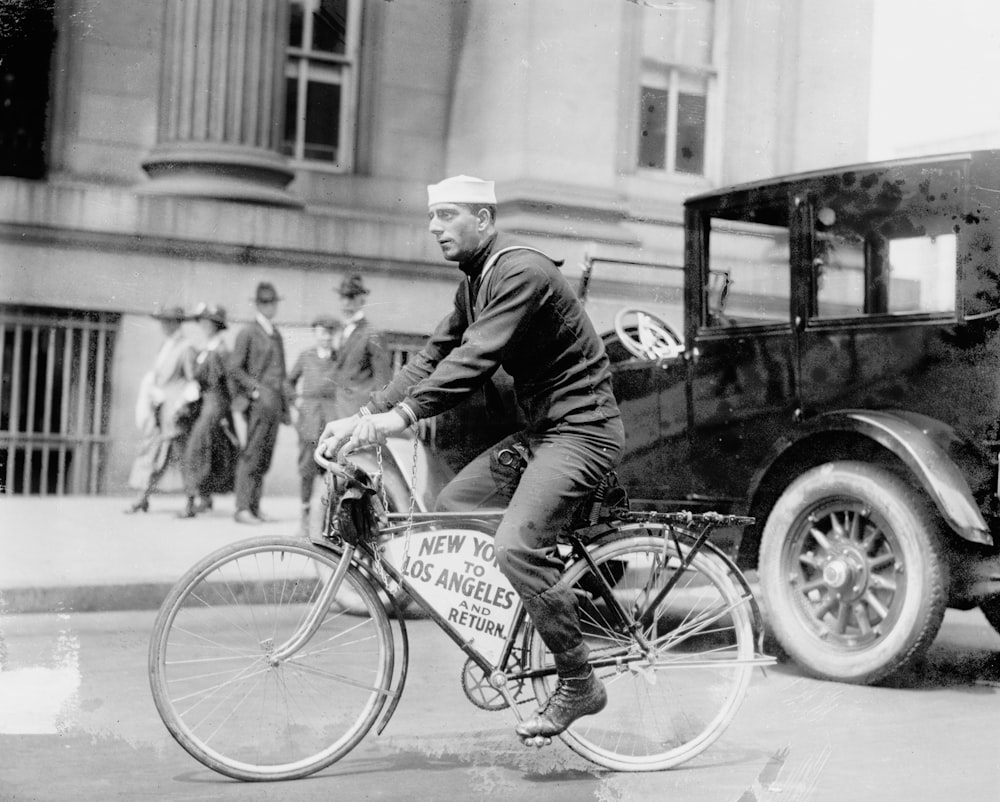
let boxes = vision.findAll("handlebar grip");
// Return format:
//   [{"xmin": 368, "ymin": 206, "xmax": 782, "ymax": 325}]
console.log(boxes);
[{"xmin": 314, "ymin": 434, "xmax": 354, "ymax": 474}]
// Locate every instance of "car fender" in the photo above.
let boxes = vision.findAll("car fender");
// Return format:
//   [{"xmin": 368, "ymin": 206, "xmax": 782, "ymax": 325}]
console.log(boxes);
[{"xmin": 749, "ymin": 409, "xmax": 992, "ymax": 546}]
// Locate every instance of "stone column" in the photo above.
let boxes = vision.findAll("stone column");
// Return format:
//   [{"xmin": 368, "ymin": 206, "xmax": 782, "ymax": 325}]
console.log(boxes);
[{"xmin": 139, "ymin": 0, "xmax": 300, "ymax": 207}]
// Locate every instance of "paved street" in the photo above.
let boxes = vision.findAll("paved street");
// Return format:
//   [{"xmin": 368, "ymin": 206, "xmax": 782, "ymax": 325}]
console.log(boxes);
[{"xmin": 2, "ymin": 605, "xmax": 1000, "ymax": 801}]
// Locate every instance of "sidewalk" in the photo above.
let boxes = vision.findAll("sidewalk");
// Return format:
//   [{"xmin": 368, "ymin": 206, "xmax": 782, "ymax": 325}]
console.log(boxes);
[{"xmin": 0, "ymin": 494, "xmax": 309, "ymax": 614}]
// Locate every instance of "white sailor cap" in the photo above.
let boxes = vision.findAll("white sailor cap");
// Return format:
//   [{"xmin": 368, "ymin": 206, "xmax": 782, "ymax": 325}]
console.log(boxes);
[{"xmin": 427, "ymin": 174, "xmax": 496, "ymax": 206}]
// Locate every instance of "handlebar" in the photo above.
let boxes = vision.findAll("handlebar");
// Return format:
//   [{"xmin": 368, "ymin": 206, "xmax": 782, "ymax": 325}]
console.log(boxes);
[
  {"xmin": 313, "ymin": 434, "xmax": 356, "ymax": 477},
  {"xmin": 314, "ymin": 452, "xmax": 349, "ymax": 478}
]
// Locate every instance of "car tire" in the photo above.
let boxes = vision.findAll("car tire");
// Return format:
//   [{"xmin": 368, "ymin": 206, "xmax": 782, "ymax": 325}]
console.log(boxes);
[{"xmin": 759, "ymin": 461, "xmax": 948, "ymax": 685}]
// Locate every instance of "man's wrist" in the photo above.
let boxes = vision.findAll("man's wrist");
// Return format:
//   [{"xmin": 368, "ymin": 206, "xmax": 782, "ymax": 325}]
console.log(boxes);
[{"xmin": 392, "ymin": 403, "xmax": 418, "ymax": 427}]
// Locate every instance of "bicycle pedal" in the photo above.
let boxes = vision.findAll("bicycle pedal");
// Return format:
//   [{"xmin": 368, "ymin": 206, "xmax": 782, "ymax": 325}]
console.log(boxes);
[{"xmin": 519, "ymin": 734, "xmax": 552, "ymax": 749}]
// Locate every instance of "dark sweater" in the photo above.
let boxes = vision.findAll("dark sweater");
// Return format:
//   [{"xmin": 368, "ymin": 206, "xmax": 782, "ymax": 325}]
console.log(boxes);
[{"xmin": 369, "ymin": 232, "xmax": 619, "ymax": 430}]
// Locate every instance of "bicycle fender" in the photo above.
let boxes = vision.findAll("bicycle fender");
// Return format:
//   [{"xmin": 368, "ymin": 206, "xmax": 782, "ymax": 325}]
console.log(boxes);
[{"xmin": 697, "ymin": 537, "xmax": 772, "ymax": 665}]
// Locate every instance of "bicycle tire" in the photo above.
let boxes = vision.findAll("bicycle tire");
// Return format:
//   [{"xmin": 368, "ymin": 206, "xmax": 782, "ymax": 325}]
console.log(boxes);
[
  {"xmin": 526, "ymin": 525, "xmax": 755, "ymax": 771},
  {"xmin": 149, "ymin": 536, "xmax": 394, "ymax": 781}
]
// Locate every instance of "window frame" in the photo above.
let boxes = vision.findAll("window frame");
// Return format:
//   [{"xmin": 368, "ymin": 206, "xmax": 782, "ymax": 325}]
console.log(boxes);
[
  {"xmin": 283, "ymin": 0, "xmax": 363, "ymax": 173},
  {"xmin": 697, "ymin": 200, "xmax": 794, "ymax": 332},
  {"xmin": 633, "ymin": 0, "xmax": 727, "ymax": 182},
  {"xmin": 803, "ymin": 177, "xmax": 962, "ymax": 326}
]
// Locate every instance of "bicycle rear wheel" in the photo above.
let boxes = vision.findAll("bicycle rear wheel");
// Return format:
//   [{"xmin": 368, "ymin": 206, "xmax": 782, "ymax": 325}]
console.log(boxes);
[
  {"xmin": 149, "ymin": 536, "xmax": 394, "ymax": 781},
  {"xmin": 527, "ymin": 526, "xmax": 755, "ymax": 771}
]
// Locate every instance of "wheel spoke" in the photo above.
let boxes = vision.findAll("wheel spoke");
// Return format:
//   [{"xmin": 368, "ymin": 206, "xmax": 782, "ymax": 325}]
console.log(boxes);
[
  {"xmin": 852, "ymin": 602, "xmax": 874, "ymax": 637},
  {"xmin": 283, "ymin": 659, "xmax": 393, "ymax": 696},
  {"xmin": 833, "ymin": 599, "xmax": 850, "ymax": 634},
  {"xmin": 846, "ymin": 511, "xmax": 862, "ymax": 542},
  {"xmin": 867, "ymin": 572, "xmax": 896, "ymax": 592},
  {"xmin": 830, "ymin": 512, "xmax": 849, "ymax": 540},
  {"xmin": 796, "ymin": 576, "xmax": 827, "ymax": 593},
  {"xmin": 861, "ymin": 590, "xmax": 889, "ymax": 621},
  {"xmin": 868, "ymin": 553, "xmax": 896, "ymax": 571},
  {"xmin": 808, "ymin": 525, "xmax": 833, "ymax": 552},
  {"xmin": 812, "ymin": 592, "xmax": 838, "ymax": 620}
]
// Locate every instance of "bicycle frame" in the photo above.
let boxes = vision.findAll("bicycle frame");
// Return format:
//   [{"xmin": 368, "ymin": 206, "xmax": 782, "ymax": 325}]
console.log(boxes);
[{"xmin": 271, "ymin": 505, "xmax": 772, "ymax": 739}]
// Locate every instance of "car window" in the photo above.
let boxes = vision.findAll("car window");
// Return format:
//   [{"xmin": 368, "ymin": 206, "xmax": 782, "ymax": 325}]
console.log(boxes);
[
  {"xmin": 704, "ymin": 203, "xmax": 791, "ymax": 327},
  {"xmin": 810, "ymin": 170, "xmax": 959, "ymax": 318},
  {"xmin": 580, "ymin": 258, "xmax": 685, "ymax": 337}
]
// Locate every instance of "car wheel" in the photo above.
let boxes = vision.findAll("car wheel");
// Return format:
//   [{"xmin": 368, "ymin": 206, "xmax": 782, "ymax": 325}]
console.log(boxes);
[{"xmin": 759, "ymin": 461, "xmax": 948, "ymax": 685}]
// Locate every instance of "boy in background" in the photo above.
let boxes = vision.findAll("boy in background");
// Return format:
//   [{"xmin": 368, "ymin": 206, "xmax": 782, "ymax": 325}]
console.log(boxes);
[{"xmin": 287, "ymin": 315, "xmax": 341, "ymax": 536}]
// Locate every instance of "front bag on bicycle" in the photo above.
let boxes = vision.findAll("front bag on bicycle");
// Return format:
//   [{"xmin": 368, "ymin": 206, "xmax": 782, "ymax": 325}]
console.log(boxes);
[{"xmin": 322, "ymin": 462, "xmax": 386, "ymax": 547}]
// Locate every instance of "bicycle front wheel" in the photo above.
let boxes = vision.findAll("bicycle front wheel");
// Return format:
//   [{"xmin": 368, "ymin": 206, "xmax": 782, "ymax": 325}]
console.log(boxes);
[
  {"xmin": 149, "ymin": 536, "xmax": 394, "ymax": 781},
  {"xmin": 527, "ymin": 526, "xmax": 755, "ymax": 771}
]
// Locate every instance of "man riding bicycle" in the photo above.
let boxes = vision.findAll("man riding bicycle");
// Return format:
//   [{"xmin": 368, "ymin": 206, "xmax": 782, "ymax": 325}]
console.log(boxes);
[{"xmin": 317, "ymin": 174, "xmax": 625, "ymax": 744}]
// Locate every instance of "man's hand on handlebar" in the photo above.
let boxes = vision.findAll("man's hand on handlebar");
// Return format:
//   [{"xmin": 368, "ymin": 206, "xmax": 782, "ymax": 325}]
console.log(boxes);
[{"xmin": 315, "ymin": 411, "xmax": 408, "ymax": 465}]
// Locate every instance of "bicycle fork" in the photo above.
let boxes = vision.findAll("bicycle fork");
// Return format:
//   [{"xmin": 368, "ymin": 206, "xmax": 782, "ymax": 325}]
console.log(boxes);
[{"xmin": 266, "ymin": 543, "xmax": 357, "ymax": 664}]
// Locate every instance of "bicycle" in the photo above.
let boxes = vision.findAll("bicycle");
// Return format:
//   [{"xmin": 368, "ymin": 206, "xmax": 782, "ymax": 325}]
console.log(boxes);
[{"xmin": 148, "ymin": 448, "xmax": 775, "ymax": 781}]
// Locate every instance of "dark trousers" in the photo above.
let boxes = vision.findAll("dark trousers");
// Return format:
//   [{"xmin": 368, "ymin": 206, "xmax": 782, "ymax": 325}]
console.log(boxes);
[
  {"xmin": 296, "ymin": 430, "xmax": 324, "ymax": 503},
  {"xmin": 235, "ymin": 401, "xmax": 281, "ymax": 513},
  {"xmin": 298, "ymin": 435, "xmax": 322, "ymax": 504},
  {"xmin": 435, "ymin": 416, "xmax": 624, "ymax": 657}
]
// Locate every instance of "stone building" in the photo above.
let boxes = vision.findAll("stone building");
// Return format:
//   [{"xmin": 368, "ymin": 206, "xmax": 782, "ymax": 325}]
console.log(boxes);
[{"xmin": 0, "ymin": 0, "xmax": 874, "ymax": 496}]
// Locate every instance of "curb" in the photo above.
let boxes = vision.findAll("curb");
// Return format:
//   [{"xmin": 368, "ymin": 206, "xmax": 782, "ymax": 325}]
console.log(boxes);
[{"xmin": 1, "ymin": 583, "xmax": 176, "ymax": 615}]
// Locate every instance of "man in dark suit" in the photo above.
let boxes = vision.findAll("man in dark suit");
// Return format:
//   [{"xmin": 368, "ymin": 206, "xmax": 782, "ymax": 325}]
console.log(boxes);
[
  {"xmin": 230, "ymin": 281, "xmax": 288, "ymax": 524},
  {"xmin": 333, "ymin": 274, "xmax": 392, "ymax": 419}
]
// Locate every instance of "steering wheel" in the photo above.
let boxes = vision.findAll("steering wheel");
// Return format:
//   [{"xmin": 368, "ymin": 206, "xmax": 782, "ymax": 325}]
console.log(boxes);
[{"xmin": 613, "ymin": 308, "xmax": 683, "ymax": 360}]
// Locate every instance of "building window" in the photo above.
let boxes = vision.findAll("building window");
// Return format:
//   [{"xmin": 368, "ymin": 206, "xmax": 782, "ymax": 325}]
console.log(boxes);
[
  {"xmin": 1, "ymin": 306, "xmax": 119, "ymax": 495},
  {"xmin": 636, "ymin": 0, "xmax": 716, "ymax": 177},
  {"xmin": 282, "ymin": 0, "xmax": 361, "ymax": 170},
  {"xmin": 0, "ymin": 1, "xmax": 56, "ymax": 178}
]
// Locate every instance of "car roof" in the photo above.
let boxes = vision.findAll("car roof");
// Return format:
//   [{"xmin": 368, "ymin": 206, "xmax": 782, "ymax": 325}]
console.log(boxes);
[{"xmin": 683, "ymin": 150, "xmax": 994, "ymax": 207}]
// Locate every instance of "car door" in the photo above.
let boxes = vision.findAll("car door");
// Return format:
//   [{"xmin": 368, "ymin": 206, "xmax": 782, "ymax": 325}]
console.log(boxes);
[
  {"xmin": 794, "ymin": 161, "xmax": 965, "ymax": 423},
  {"xmin": 685, "ymin": 190, "xmax": 801, "ymax": 507}
]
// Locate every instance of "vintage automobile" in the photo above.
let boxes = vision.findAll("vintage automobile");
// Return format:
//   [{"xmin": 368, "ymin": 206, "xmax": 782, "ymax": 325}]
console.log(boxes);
[{"xmin": 371, "ymin": 150, "xmax": 1000, "ymax": 685}]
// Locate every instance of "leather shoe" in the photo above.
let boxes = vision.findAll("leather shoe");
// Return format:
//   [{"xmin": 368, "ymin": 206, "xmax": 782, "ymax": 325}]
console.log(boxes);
[
  {"xmin": 516, "ymin": 671, "xmax": 607, "ymax": 742},
  {"xmin": 234, "ymin": 509, "xmax": 261, "ymax": 525},
  {"xmin": 124, "ymin": 498, "xmax": 149, "ymax": 514}
]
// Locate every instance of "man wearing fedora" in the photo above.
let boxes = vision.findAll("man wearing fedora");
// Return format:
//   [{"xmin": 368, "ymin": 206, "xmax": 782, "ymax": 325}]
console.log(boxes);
[
  {"xmin": 333, "ymin": 274, "xmax": 392, "ymax": 420},
  {"xmin": 126, "ymin": 305, "xmax": 199, "ymax": 514},
  {"xmin": 230, "ymin": 281, "xmax": 289, "ymax": 525},
  {"xmin": 317, "ymin": 175, "xmax": 624, "ymax": 745}
]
